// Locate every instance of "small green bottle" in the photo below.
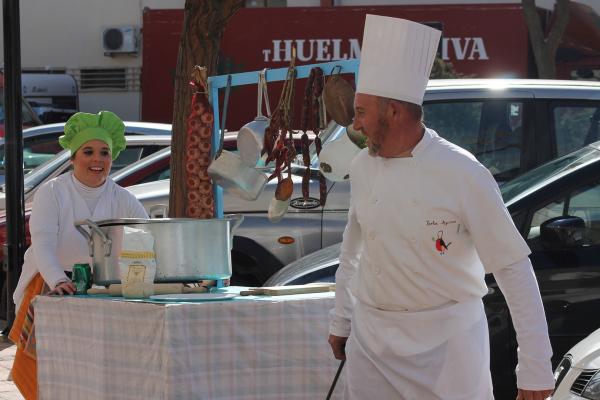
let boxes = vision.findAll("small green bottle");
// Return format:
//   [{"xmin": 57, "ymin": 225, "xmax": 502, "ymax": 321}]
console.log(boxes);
[{"xmin": 72, "ymin": 263, "xmax": 92, "ymax": 294}]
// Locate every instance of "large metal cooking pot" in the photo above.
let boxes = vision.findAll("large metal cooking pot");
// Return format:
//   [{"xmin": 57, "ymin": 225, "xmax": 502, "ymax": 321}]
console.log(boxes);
[{"xmin": 74, "ymin": 215, "xmax": 243, "ymax": 285}]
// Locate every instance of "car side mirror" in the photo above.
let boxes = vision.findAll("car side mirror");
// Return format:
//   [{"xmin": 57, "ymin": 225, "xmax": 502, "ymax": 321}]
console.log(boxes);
[{"xmin": 540, "ymin": 215, "xmax": 585, "ymax": 249}]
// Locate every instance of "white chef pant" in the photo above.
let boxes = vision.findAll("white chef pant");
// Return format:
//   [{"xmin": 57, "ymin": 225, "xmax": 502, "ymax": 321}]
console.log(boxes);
[{"xmin": 343, "ymin": 307, "xmax": 494, "ymax": 400}]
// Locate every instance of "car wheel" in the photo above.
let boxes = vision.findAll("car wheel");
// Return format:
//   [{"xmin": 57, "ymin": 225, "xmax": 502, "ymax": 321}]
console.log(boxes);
[{"xmin": 230, "ymin": 251, "xmax": 279, "ymax": 287}]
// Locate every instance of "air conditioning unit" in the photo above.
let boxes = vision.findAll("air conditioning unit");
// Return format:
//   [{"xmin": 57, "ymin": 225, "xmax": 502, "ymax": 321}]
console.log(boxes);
[{"xmin": 102, "ymin": 26, "xmax": 139, "ymax": 56}]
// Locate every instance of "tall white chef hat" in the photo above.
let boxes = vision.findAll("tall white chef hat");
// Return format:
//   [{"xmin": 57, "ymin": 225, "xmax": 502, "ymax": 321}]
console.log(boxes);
[{"xmin": 357, "ymin": 14, "xmax": 441, "ymax": 105}]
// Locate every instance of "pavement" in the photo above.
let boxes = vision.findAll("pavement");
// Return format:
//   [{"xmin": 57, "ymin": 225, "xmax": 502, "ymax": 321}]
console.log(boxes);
[{"xmin": 0, "ymin": 321, "xmax": 24, "ymax": 400}]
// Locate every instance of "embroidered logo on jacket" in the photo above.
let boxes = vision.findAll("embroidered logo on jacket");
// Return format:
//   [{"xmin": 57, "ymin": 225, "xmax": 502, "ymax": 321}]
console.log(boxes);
[{"xmin": 433, "ymin": 230, "xmax": 451, "ymax": 254}]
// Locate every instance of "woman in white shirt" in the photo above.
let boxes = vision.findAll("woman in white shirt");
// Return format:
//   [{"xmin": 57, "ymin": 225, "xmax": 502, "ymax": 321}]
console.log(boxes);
[{"xmin": 10, "ymin": 110, "xmax": 148, "ymax": 399}]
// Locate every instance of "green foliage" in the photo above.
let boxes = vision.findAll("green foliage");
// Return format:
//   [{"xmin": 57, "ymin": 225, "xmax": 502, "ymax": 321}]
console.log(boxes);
[{"xmin": 430, "ymin": 57, "xmax": 462, "ymax": 79}]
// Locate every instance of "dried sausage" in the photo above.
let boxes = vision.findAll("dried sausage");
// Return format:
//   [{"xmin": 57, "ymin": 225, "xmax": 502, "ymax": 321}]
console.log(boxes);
[
  {"xmin": 198, "ymin": 139, "xmax": 211, "ymax": 153},
  {"xmin": 187, "ymin": 176, "xmax": 200, "ymax": 189},
  {"xmin": 319, "ymin": 172, "xmax": 327, "ymax": 206},
  {"xmin": 302, "ymin": 168, "xmax": 311, "ymax": 201},
  {"xmin": 187, "ymin": 190, "xmax": 200, "ymax": 203},
  {"xmin": 185, "ymin": 161, "xmax": 200, "ymax": 175},
  {"xmin": 197, "ymin": 155, "xmax": 211, "ymax": 167},
  {"xmin": 200, "ymin": 112, "xmax": 214, "ymax": 125},
  {"xmin": 186, "ymin": 147, "xmax": 200, "ymax": 160}
]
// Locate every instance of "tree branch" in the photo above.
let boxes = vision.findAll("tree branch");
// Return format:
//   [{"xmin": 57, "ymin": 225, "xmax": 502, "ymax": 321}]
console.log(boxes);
[
  {"xmin": 522, "ymin": 0, "xmax": 545, "ymax": 47},
  {"xmin": 547, "ymin": 0, "xmax": 570, "ymax": 54}
]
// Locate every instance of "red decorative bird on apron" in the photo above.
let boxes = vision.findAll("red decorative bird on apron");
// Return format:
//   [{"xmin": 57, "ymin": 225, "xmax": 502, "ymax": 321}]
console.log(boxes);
[{"xmin": 435, "ymin": 230, "xmax": 451, "ymax": 254}]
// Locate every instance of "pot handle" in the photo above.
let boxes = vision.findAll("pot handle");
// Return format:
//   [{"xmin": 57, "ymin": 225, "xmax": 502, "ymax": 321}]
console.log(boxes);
[
  {"xmin": 149, "ymin": 204, "xmax": 169, "ymax": 218},
  {"xmin": 74, "ymin": 220, "xmax": 94, "ymax": 257},
  {"xmin": 74, "ymin": 219, "xmax": 113, "ymax": 257}
]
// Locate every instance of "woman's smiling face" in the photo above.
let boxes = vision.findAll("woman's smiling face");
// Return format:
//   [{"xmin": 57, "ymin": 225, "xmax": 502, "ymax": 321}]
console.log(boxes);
[{"xmin": 71, "ymin": 139, "xmax": 112, "ymax": 187}]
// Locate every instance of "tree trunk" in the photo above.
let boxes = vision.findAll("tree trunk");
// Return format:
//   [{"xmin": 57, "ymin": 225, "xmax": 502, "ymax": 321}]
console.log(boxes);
[
  {"xmin": 169, "ymin": 0, "xmax": 243, "ymax": 218},
  {"xmin": 522, "ymin": 0, "xmax": 570, "ymax": 79}
]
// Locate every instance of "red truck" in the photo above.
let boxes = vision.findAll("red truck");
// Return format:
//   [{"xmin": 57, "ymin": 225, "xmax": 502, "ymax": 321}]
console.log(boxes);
[{"xmin": 141, "ymin": 3, "xmax": 600, "ymax": 130}]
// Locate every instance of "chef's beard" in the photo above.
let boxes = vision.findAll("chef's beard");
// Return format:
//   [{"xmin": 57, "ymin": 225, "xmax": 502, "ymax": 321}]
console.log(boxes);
[{"xmin": 367, "ymin": 116, "xmax": 390, "ymax": 157}]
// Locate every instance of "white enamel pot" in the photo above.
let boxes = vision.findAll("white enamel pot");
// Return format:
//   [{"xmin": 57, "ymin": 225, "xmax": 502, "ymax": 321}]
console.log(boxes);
[{"xmin": 318, "ymin": 128, "xmax": 362, "ymax": 182}]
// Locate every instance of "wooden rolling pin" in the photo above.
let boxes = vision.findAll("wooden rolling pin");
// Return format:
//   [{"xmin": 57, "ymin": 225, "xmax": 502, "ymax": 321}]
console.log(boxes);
[
  {"xmin": 87, "ymin": 283, "xmax": 208, "ymax": 296},
  {"xmin": 240, "ymin": 283, "xmax": 335, "ymax": 296}
]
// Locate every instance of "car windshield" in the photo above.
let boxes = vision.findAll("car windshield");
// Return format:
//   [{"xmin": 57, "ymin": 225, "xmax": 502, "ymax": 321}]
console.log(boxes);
[
  {"xmin": 20, "ymin": 150, "xmax": 71, "ymax": 192},
  {"xmin": 500, "ymin": 144, "xmax": 600, "ymax": 204}
]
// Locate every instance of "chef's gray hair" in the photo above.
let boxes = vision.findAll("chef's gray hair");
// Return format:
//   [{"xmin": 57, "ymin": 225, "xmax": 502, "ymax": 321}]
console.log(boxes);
[{"xmin": 377, "ymin": 97, "xmax": 423, "ymax": 122}]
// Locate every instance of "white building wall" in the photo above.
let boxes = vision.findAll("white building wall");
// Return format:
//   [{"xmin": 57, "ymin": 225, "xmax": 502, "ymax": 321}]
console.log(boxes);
[{"xmin": 0, "ymin": 0, "xmax": 183, "ymax": 121}]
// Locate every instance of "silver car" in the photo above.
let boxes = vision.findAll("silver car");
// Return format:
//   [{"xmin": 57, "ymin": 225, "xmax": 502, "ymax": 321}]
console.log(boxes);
[
  {"xmin": 126, "ymin": 79, "xmax": 600, "ymax": 286},
  {"xmin": 553, "ymin": 328, "xmax": 600, "ymax": 400}
]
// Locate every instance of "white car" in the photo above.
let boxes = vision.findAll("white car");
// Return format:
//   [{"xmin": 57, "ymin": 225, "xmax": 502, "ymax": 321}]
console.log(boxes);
[{"xmin": 553, "ymin": 328, "xmax": 600, "ymax": 399}]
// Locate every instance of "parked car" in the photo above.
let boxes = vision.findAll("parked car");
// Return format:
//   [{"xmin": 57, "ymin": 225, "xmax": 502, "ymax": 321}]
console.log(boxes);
[
  {"xmin": 263, "ymin": 140, "xmax": 600, "ymax": 399},
  {"xmin": 552, "ymin": 328, "xmax": 600, "ymax": 400},
  {"xmin": 0, "ymin": 121, "xmax": 172, "ymax": 185}
]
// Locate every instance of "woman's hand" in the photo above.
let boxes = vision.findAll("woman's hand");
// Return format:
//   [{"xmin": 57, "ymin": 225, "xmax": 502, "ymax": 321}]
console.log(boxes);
[{"xmin": 49, "ymin": 281, "xmax": 76, "ymax": 295}]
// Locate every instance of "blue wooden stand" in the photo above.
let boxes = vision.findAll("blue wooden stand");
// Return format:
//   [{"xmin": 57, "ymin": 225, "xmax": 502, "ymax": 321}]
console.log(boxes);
[{"xmin": 207, "ymin": 59, "xmax": 359, "ymax": 289}]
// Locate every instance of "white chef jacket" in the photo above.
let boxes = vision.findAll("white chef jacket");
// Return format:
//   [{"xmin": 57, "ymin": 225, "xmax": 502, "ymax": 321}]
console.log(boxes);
[
  {"xmin": 14, "ymin": 172, "xmax": 148, "ymax": 308},
  {"xmin": 331, "ymin": 128, "xmax": 531, "ymax": 335}
]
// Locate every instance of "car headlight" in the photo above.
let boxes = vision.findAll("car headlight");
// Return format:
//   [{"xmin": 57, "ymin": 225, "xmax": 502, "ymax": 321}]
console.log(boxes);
[{"xmin": 583, "ymin": 371, "xmax": 600, "ymax": 399}]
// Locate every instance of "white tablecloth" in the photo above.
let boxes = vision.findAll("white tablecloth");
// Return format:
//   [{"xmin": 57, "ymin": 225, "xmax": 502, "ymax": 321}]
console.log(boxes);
[{"xmin": 34, "ymin": 289, "xmax": 344, "ymax": 400}]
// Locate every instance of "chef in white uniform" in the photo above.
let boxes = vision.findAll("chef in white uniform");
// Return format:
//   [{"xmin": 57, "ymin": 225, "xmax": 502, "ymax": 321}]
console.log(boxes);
[{"xmin": 327, "ymin": 15, "xmax": 555, "ymax": 400}]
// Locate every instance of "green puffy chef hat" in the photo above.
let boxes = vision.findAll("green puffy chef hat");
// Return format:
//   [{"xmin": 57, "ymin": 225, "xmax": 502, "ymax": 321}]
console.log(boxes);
[{"xmin": 59, "ymin": 111, "xmax": 126, "ymax": 160}]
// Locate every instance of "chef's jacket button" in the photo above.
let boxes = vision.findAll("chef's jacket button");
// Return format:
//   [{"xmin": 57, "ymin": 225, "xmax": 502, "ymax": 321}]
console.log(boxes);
[
  {"xmin": 368, "ymin": 231, "xmax": 376, "ymax": 240},
  {"xmin": 370, "ymin": 197, "xmax": 378, "ymax": 204}
]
